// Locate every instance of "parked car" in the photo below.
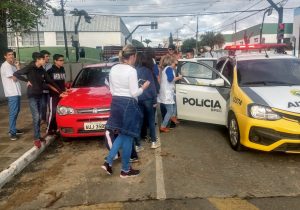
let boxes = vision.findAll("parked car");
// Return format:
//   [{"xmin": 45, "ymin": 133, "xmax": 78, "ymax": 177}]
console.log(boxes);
[
  {"xmin": 56, "ymin": 63, "xmax": 115, "ymax": 139},
  {"xmin": 176, "ymin": 44, "xmax": 300, "ymax": 153}
]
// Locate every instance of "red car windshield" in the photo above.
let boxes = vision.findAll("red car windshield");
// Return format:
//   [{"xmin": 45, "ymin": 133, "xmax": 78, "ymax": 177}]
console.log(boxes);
[{"xmin": 73, "ymin": 67, "xmax": 110, "ymax": 88}]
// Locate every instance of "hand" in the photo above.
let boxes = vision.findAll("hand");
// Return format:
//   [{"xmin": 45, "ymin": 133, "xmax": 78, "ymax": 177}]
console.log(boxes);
[
  {"xmin": 153, "ymin": 103, "xmax": 157, "ymax": 108},
  {"xmin": 66, "ymin": 89, "xmax": 72, "ymax": 93},
  {"xmin": 12, "ymin": 76, "xmax": 17, "ymax": 82},
  {"xmin": 59, "ymin": 92, "xmax": 68, "ymax": 98},
  {"xmin": 141, "ymin": 80, "xmax": 150, "ymax": 90},
  {"xmin": 178, "ymin": 74, "xmax": 183, "ymax": 80},
  {"xmin": 27, "ymin": 81, "xmax": 32, "ymax": 87}
]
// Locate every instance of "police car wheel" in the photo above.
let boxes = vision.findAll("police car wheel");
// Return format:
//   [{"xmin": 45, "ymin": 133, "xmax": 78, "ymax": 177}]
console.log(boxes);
[{"xmin": 228, "ymin": 114, "xmax": 242, "ymax": 151}]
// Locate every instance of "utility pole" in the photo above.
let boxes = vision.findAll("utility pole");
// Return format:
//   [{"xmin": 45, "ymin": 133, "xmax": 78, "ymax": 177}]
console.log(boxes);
[
  {"xmin": 195, "ymin": 15, "xmax": 198, "ymax": 56},
  {"xmin": 60, "ymin": 0, "xmax": 69, "ymax": 60},
  {"xmin": 36, "ymin": 19, "xmax": 41, "ymax": 51},
  {"xmin": 234, "ymin": 20, "xmax": 236, "ymax": 45},
  {"xmin": 266, "ymin": 0, "xmax": 283, "ymax": 44}
]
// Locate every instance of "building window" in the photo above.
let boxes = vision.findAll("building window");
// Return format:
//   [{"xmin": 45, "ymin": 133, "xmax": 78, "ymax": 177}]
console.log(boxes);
[
  {"xmin": 56, "ymin": 32, "xmax": 72, "ymax": 46},
  {"xmin": 254, "ymin": 38, "xmax": 259, "ymax": 43},
  {"xmin": 7, "ymin": 33, "xmax": 16, "ymax": 47},
  {"xmin": 22, "ymin": 32, "xmax": 44, "ymax": 46}
]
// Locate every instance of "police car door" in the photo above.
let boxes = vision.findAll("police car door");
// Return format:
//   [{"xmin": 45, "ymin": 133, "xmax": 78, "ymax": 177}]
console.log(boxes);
[{"xmin": 176, "ymin": 61, "xmax": 230, "ymax": 125}]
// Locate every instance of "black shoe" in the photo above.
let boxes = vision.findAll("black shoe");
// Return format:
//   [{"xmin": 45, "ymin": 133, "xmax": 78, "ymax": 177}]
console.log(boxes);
[
  {"xmin": 16, "ymin": 129, "xmax": 24, "ymax": 135},
  {"xmin": 101, "ymin": 162, "xmax": 112, "ymax": 175},
  {"xmin": 10, "ymin": 134, "xmax": 18, "ymax": 141},
  {"xmin": 120, "ymin": 167, "xmax": 140, "ymax": 178}
]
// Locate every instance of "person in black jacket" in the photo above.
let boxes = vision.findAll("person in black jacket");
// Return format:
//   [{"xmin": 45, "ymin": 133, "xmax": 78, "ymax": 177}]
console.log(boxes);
[
  {"xmin": 46, "ymin": 54, "xmax": 66, "ymax": 136},
  {"xmin": 13, "ymin": 52, "xmax": 65, "ymax": 148}
]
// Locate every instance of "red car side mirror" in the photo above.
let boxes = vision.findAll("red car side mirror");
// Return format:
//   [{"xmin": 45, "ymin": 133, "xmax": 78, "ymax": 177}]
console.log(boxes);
[{"xmin": 65, "ymin": 81, "xmax": 72, "ymax": 89}]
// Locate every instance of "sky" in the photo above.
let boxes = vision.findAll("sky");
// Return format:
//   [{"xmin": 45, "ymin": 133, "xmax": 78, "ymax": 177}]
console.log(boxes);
[{"xmin": 48, "ymin": 0, "xmax": 300, "ymax": 47}]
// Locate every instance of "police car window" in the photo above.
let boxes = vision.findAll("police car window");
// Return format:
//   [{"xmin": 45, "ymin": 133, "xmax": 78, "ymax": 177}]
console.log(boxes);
[
  {"xmin": 237, "ymin": 59, "xmax": 300, "ymax": 87},
  {"xmin": 222, "ymin": 62, "xmax": 234, "ymax": 85},
  {"xmin": 73, "ymin": 67, "xmax": 110, "ymax": 87},
  {"xmin": 181, "ymin": 62, "xmax": 213, "ymax": 79}
]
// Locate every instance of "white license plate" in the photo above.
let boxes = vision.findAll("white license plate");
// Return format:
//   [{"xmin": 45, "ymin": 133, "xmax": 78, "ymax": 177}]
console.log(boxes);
[{"xmin": 84, "ymin": 121, "xmax": 106, "ymax": 130}]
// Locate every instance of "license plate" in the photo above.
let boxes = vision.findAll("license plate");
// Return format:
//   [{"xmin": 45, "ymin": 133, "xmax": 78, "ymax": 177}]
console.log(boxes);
[{"xmin": 84, "ymin": 121, "xmax": 106, "ymax": 130}]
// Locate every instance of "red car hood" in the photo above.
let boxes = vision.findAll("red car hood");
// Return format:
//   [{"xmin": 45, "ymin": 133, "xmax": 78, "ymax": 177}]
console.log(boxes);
[{"xmin": 59, "ymin": 87, "xmax": 112, "ymax": 108}]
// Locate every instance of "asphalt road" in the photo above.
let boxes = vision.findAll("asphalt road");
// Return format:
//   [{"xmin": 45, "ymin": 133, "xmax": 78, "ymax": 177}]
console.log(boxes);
[{"xmin": 0, "ymin": 120, "xmax": 300, "ymax": 210}]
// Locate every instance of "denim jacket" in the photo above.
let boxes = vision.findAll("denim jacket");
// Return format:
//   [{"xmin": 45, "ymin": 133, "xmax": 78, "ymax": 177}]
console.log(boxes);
[{"xmin": 105, "ymin": 96, "xmax": 143, "ymax": 138}]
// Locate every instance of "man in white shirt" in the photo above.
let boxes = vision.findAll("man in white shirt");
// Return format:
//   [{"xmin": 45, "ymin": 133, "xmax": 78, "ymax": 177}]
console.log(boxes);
[{"xmin": 0, "ymin": 49, "xmax": 23, "ymax": 140}]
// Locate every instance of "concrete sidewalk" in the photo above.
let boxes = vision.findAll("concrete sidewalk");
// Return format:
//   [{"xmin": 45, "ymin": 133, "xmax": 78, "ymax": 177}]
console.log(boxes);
[{"xmin": 0, "ymin": 98, "xmax": 53, "ymax": 187}]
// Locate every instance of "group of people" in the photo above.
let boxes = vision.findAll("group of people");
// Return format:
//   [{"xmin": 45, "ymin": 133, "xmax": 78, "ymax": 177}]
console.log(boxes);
[
  {"xmin": 0, "ymin": 49, "xmax": 68, "ymax": 148},
  {"xmin": 102, "ymin": 44, "xmax": 194, "ymax": 178},
  {"xmin": 1, "ymin": 43, "xmax": 193, "ymax": 178}
]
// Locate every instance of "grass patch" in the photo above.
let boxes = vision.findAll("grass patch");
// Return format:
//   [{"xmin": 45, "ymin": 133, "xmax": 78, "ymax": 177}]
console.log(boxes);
[{"xmin": 16, "ymin": 47, "xmax": 103, "ymax": 64}]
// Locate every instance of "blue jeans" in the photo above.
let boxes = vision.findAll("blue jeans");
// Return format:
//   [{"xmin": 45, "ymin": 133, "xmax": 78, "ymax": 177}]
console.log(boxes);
[
  {"xmin": 161, "ymin": 104, "xmax": 176, "ymax": 127},
  {"xmin": 8, "ymin": 96, "xmax": 21, "ymax": 135},
  {"xmin": 106, "ymin": 134, "xmax": 133, "ymax": 172},
  {"xmin": 40, "ymin": 93, "xmax": 49, "ymax": 121},
  {"xmin": 138, "ymin": 99, "xmax": 156, "ymax": 142},
  {"xmin": 29, "ymin": 97, "xmax": 42, "ymax": 139}
]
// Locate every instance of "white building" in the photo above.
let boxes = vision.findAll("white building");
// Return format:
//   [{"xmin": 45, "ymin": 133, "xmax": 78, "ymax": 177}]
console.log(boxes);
[
  {"xmin": 223, "ymin": 23, "xmax": 293, "ymax": 46},
  {"xmin": 293, "ymin": 7, "xmax": 300, "ymax": 58},
  {"xmin": 7, "ymin": 15, "xmax": 130, "ymax": 48}
]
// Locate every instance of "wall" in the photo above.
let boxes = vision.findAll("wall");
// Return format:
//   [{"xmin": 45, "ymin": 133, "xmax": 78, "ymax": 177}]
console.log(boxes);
[
  {"xmin": 294, "ymin": 8, "xmax": 300, "ymax": 58},
  {"xmin": 44, "ymin": 32, "xmax": 57, "ymax": 46},
  {"xmin": 78, "ymin": 32, "xmax": 121, "ymax": 48}
]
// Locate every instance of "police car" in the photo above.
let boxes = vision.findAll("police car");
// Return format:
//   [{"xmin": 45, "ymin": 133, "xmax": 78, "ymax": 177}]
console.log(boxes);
[{"xmin": 176, "ymin": 44, "xmax": 300, "ymax": 153}]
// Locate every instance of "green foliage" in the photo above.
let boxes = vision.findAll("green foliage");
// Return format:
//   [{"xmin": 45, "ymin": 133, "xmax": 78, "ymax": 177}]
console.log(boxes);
[
  {"xmin": 181, "ymin": 38, "xmax": 196, "ymax": 52},
  {"xmin": 132, "ymin": 39, "xmax": 144, "ymax": 48},
  {"xmin": 200, "ymin": 31, "xmax": 225, "ymax": 57},
  {"xmin": 143, "ymin": 39, "xmax": 152, "ymax": 47},
  {"xmin": 0, "ymin": 0, "xmax": 49, "ymax": 33}
]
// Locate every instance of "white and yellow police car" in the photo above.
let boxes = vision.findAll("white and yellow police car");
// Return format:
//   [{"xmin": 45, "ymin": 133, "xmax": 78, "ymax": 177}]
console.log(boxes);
[{"xmin": 176, "ymin": 44, "xmax": 300, "ymax": 153}]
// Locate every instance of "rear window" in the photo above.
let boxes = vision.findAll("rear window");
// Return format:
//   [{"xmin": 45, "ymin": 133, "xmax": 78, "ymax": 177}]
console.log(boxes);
[
  {"xmin": 73, "ymin": 67, "xmax": 110, "ymax": 88},
  {"xmin": 237, "ymin": 59, "xmax": 300, "ymax": 87}
]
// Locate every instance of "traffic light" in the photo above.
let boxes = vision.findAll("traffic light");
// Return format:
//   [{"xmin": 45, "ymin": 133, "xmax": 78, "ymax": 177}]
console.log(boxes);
[
  {"xmin": 151, "ymin": 22, "xmax": 158, "ymax": 29},
  {"xmin": 277, "ymin": 23, "xmax": 285, "ymax": 40}
]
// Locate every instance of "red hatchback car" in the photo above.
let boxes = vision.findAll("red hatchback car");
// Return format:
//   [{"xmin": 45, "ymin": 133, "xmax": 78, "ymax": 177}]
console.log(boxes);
[{"xmin": 56, "ymin": 63, "xmax": 114, "ymax": 139}]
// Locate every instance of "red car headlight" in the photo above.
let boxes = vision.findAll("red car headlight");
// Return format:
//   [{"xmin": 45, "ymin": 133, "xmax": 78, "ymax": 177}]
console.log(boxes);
[{"xmin": 57, "ymin": 105, "xmax": 75, "ymax": 116}]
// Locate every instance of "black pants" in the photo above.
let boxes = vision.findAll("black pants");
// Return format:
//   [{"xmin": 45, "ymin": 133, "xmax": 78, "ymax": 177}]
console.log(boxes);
[{"xmin": 46, "ymin": 95, "xmax": 60, "ymax": 134}]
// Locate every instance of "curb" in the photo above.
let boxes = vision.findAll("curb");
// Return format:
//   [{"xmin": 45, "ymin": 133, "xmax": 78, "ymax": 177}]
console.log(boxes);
[{"xmin": 0, "ymin": 135, "xmax": 55, "ymax": 189}]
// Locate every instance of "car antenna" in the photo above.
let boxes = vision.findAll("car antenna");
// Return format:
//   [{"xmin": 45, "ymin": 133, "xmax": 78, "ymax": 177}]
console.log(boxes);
[{"xmin": 264, "ymin": 48, "xmax": 269, "ymax": 58}]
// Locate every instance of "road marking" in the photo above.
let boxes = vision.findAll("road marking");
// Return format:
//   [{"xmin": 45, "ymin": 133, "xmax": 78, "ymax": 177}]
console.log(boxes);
[
  {"xmin": 208, "ymin": 197, "xmax": 259, "ymax": 210},
  {"xmin": 155, "ymin": 126, "xmax": 166, "ymax": 200}
]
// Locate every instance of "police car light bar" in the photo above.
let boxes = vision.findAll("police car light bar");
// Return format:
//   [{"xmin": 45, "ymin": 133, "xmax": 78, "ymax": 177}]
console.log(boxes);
[{"xmin": 224, "ymin": 44, "xmax": 287, "ymax": 51}]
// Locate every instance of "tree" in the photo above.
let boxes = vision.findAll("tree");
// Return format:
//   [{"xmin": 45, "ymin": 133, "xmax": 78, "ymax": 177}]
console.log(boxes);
[
  {"xmin": 181, "ymin": 38, "xmax": 196, "ymax": 53},
  {"xmin": 132, "ymin": 39, "xmax": 144, "ymax": 48},
  {"xmin": 0, "ymin": 0, "xmax": 49, "ymax": 62},
  {"xmin": 70, "ymin": 8, "xmax": 92, "ymax": 62},
  {"xmin": 169, "ymin": 32, "xmax": 173, "ymax": 46},
  {"xmin": 143, "ymin": 39, "xmax": 152, "ymax": 47},
  {"xmin": 200, "ymin": 31, "xmax": 225, "ymax": 57}
]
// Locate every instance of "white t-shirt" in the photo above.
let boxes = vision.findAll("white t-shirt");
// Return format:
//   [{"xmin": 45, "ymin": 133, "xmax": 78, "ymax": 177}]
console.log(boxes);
[
  {"xmin": 109, "ymin": 63, "xmax": 143, "ymax": 100},
  {"xmin": 0, "ymin": 61, "xmax": 22, "ymax": 97}
]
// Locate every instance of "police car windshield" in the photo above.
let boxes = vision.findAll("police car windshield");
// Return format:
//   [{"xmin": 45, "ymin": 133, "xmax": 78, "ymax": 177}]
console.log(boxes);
[
  {"xmin": 73, "ymin": 67, "xmax": 110, "ymax": 88},
  {"xmin": 237, "ymin": 59, "xmax": 300, "ymax": 87}
]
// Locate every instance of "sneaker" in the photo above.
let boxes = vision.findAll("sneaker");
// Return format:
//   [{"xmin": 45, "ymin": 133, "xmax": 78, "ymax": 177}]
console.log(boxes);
[
  {"xmin": 10, "ymin": 134, "xmax": 18, "ymax": 141},
  {"xmin": 16, "ymin": 129, "xmax": 24, "ymax": 135},
  {"xmin": 151, "ymin": 141, "xmax": 161, "ymax": 149},
  {"xmin": 101, "ymin": 162, "xmax": 113, "ymax": 175},
  {"xmin": 34, "ymin": 139, "xmax": 42, "ymax": 149},
  {"xmin": 120, "ymin": 167, "xmax": 140, "ymax": 178},
  {"xmin": 130, "ymin": 157, "xmax": 139, "ymax": 163},
  {"xmin": 135, "ymin": 146, "xmax": 144, "ymax": 153},
  {"xmin": 159, "ymin": 127, "xmax": 170, "ymax": 133}
]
